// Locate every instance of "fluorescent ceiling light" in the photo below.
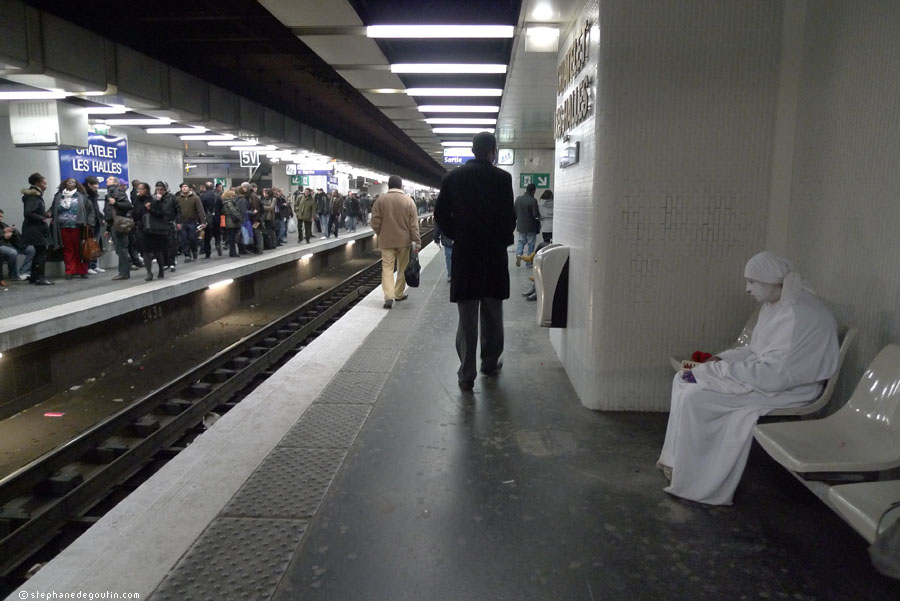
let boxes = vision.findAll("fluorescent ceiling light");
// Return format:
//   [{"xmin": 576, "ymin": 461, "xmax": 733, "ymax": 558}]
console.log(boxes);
[
  {"xmin": 425, "ymin": 118, "xmax": 497, "ymax": 125},
  {"xmin": 391, "ymin": 64, "xmax": 507, "ymax": 74},
  {"xmin": 444, "ymin": 147, "xmax": 477, "ymax": 157},
  {"xmin": 208, "ymin": 140, "xmax": 257, "ymax": 147},
  {"xmin": 85, "ymin": 105, "xmax": 128, "ymax": 115},
  {"xmin": 367, "ymin": 25, "xmax": 514, "ymax": 39},
  {"xmin": 180, "ymin": 134, "xmax": 235, "ymax": 141},
  {"xmin": 406, "ymin": 88, "xmax": 502, "ymax": 97},
  {"xmin": 441, "ymin": 141, "xmax": 473, "ymax": 147},
  {"xmin": 230, "ymin": 145, "xmax": 276, "ymax": 151},
  {"xmin": 103, "ymin": 118, "xmax": 173, "ymax": 126},
  {"xmin": 532, "ymin": 3, "xmax": 554, "ymax": 20},
  {"xmin": 525, "ymin": 26, "xmax": 560, "ymax": 52},
  {"xmin": 146, "ymin": 127, "xmax": 208, "ymax": 134},
  {"xmin": 433, "ymin": 127, "xmax": 495, "ymax": 134},
  {"xmin": 418, "ymin": 105, "xmax": 500, "ymax": 113},
  {"xmin": 0, "ymin": 90, "xmax": 69, "ymax": 100},
  {"xmin": 369, "ymin": 88, "xmax": 405, "ymax": 94}
]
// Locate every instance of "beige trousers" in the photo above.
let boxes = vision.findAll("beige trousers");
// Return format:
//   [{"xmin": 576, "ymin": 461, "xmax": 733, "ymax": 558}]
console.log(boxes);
[{"xmin": 381, "ymin": 246, "xmax": 410, "ymax": 301}]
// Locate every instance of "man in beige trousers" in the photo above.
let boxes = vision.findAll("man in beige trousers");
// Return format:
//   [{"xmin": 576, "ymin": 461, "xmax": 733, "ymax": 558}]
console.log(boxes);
[{"xmin": 371, "ymin": 175, "xmax": 421, "ymax": 309}]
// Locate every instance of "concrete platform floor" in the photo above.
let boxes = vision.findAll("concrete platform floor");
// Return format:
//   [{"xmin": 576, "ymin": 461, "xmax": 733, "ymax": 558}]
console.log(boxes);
[{"xmin": 270, "ymin": 254, "xmax": 896, "ymax": 601}]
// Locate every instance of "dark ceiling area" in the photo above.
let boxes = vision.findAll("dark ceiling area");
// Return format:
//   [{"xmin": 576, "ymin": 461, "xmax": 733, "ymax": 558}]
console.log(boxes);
[{"xmin": 24, "ymin": 0, "xmax": 450, "ymax": 184}]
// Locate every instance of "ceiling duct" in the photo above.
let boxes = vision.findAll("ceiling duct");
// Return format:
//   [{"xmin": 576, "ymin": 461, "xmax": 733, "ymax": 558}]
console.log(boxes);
[{"xmin": 8, "ymin": 99, "xmax": 87, "ymax": 149}]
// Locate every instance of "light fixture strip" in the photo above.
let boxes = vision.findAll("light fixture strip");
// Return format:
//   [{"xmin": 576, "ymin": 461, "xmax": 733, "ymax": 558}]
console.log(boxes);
[
  {"xmin": 367, "ymin": 25, "xmax": 514, "ymax": 39},
  {"xmin": 406, "ymin": 88, "xmax": 503, "ymax": 97},
  {"xmin": 0, "ymin": 91, "xmax": 69, "ymax": 100},
  {"xmin": 441, "ymin": 141, "xmax": 474, "ymax": 147},
  {"xmin": 391, "ymin": 63, "xmax": 507, "ymax": 74},
  {"xmin": 146, "ymin": 127, "xmax": 208, "ymax": 134},
  {"xmin": 425, "ymin": 118, "xmax": 497, "ymax": 125},
  {"xmin": 207, "ymin": 140, "xmax": 258, "ymax": 147},
  {"xmin": 180, "ymin": 134, "xmax": 236, "ymax": 141},
  {"xmin": 432, "ymin": 127, "xmax": 496, "ymax": 134},
  {"xmin": 418, "ymin": 105, "xmax": 500, "ymax": 113},
  {"xmin": 103, "ymin": 118, "xmax": 173, "ymax": 126}
]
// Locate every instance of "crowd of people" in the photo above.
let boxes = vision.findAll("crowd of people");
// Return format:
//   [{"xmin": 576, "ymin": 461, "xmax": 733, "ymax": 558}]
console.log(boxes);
[{"xmin": 3, "ymin": 173, "xmax": 377, "ymax": 285}]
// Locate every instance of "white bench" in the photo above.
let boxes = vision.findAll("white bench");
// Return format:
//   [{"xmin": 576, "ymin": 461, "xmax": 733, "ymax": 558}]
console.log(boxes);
[
  {"xmin": 828, "ymin": 481, "xmax": 900, "ymax": 543},
  {"xmin": 767, "ymin": 324, "xmax": 857, "ymax": 417},
  {"xmin": 753, "ymin": 343, "xmax": 900, "ymax": 475}
]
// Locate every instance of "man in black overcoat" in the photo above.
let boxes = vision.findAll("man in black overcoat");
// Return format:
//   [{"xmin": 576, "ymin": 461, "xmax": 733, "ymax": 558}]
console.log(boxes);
[{"xmin": 434, "ymin": 132, "xmax": 516, "ymax": 390}]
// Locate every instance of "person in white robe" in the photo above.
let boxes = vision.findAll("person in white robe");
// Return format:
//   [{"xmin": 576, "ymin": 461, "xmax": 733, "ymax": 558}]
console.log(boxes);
[{"xmin": 658, "ymin": 251, "xmax": 839, "ymax": 505}]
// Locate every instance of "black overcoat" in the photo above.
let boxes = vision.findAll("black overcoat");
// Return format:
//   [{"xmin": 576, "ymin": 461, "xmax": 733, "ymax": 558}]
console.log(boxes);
[
  {"xmin": 434, "ymin": 159, "xmax": 516, "ymax": 302},
  {"xmin": 21, "ymin": 187, "xmax": 52, "ymax": 247}
]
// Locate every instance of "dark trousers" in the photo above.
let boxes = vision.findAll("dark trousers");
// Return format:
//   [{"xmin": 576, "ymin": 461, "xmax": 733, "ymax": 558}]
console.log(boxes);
[
  {"xmin": 181, "ymin": 220, "xmax": 199, "ymax": 257},
  {"xmin": 300, "ymin": 220, "xmax": 313, "ymax": 242},
  {"xmin": 328, "ymin": 214, "xmax": 340, "ymax": 237},
  {"xmin": 225, "ymin": 228, "xmax": 239, "ymax": 257},
  {"xmin": 455, "ymin": 298, "xmax": 504, "ymax": 383},
  {"xmin": 30, "ymin": 246, "xmax": 48, "ymax": 281},
  {"xmin": 203, "ymin": 217, "xmax": 222, "ymax": 256}
]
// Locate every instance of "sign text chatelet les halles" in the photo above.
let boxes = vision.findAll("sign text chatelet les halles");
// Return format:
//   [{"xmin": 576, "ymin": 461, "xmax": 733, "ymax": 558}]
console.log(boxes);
[{"xmin": 555, "ymin": 21, "xmax": 592, "ymax": 139}]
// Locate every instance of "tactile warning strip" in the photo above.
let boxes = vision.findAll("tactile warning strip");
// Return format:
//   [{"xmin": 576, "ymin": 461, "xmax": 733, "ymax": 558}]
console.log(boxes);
[
  {"xmin": 280, "ymin": 403, "xmax": 372, "ymax": 448},
  {"xmin": 340, "ymin": 347, "xmax": 401, "ymax": 372},
  {"xmin": 316, "ymin": 371, "xmax": 391, "ymax": 404},
  {"xmin": 151, "ymin": 517, "xmax": 306, "ymax": 601},
  {"xmin": 359, "ymin": 328, "xmax": 412, "ymax": 349},
  {"xmin": 223, "ymin": 447, "xmax": 346, "ymax": 519}
]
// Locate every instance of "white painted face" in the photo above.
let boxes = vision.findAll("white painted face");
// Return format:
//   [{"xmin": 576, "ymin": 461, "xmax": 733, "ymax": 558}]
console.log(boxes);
[{"xmin": 746, "ymin": 278, "xmax": 781, "ymax": 304}]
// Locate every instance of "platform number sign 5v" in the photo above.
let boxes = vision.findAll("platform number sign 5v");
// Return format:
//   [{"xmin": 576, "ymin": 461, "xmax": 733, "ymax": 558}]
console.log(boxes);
[{"xmin": 239, "ymin": 149, "xmax": 260, "ymax": 168}]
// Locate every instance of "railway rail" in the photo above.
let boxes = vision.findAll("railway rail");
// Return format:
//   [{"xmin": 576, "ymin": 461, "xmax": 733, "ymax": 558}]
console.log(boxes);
[{"xmin": 0, "ymin": 237, "xmax": 428, "ymax": 591}]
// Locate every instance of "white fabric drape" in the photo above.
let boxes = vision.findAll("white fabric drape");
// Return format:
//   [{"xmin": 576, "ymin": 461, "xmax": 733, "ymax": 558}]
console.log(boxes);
[{"xmin": 658, "ymin": 289, "xmax": 839, "ymax": 505}]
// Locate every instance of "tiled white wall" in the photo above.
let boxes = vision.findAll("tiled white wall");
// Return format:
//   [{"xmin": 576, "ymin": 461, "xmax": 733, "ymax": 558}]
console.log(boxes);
[
  {"xmin": 553, "ymin": 0, "xmax": 782, "ymax": 410},
  {"xmin": 786, "ymin": 0, "xmax": 900, "ymax": 409},
  {"xmin": 499, "ymin": 149, "xmax": 555, "ymax": 194}
]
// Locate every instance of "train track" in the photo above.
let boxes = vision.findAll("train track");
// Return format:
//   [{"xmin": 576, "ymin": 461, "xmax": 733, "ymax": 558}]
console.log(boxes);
[{"xmin": 0, "ymin": 249, "xmax": 406, "ymax": 590}]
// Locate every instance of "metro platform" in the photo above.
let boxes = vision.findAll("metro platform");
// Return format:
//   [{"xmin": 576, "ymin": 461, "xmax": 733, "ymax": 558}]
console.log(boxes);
[{"xmin": 6, "ymin": 245, "xmax": 897, "ymax": 601}]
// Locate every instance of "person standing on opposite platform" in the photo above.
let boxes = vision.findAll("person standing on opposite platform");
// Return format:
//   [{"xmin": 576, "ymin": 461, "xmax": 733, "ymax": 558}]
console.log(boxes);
[
  {"xmin": 657, "ymin": 251, "xmax": 839, "ymax": 505},
  {"xmin": 21, "ymin": 173, "xmax": 53, "ymax": 285},
  {"xmin": 370, "ymin": 175, "xmax": 420, "ymax": 309},
  {"xmin": 294, "ymin": 188, "xmax": 316, "ymax": 244},
  {"xmin": 434, "ymin": 132, "xmax": 516, "ymax": 391}
]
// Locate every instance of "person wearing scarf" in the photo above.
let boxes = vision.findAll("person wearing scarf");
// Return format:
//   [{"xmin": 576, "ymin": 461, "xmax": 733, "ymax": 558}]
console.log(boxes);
[
  {"xmin": 657, "ymin": 251, "xmax": 839, "ymax": 505},
  {"xmin": 50, "ymin": 178, "xmax": 96, "ymax": 279}
]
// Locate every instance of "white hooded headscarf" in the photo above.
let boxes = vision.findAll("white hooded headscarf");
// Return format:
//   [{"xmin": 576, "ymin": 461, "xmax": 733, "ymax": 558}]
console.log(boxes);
[{"xmin": 743, "ymin": 251, "xmax": 812, "ymax": 305}]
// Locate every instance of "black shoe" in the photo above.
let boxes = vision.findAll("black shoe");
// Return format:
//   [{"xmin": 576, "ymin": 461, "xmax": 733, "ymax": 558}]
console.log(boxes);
[
  {"xmin": 65, "ymin": 274, "xmax": 73, "ymax": 280},
  {"xmin": 395, "ymin": 294, "xmax": 408, "ymax": 302},
  {"xmin": 216, "ymin": 246, "xmax": 222, "ymax": 257},
  {"xmin": 526, "ymin": 293, "xmax": 537, "ymax": 301},
  {"xmin": 158, "ymin": 271, "xmax": 165, "ymax": 279},
  {"xmin": 192, "ymin": 252, "xmax": 198, "ymax": 260},
  {"xmin": 145, "ymin": 274, "xmax": 154, "ymax": 281},
  {"xmin": 458, "ymin": 380, "xmax": 474, "ymax": 391},
  {"xmin": 481, "ymin": 360, "xmax": 503, "ymax": 377},
  {"xmin": 112, "ymin": 274, "xmax": 130, "ymax": 280},
  {"xmin": 169, "ymin": 265, "xmax": 176, "ymax": 272},
  {"xmin": 34, "ymin": 278, "xmax": 54, "ymax": 285},
  {"xmin": 383, "ymin": 299, "xmax": 393, "ymax": 309},
  {"xmin": 521, "ymin": 288, "xmax": 535, "ymax": 297},
  {"xmin": 79, "ymin": 274, "xmax": 89, "ymax": 279}
]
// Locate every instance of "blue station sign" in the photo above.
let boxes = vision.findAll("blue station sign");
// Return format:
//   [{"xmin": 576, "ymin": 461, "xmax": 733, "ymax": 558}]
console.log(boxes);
[{"xmin": 59, "ymin": 133, "xmax": 129, "ymax": 186}]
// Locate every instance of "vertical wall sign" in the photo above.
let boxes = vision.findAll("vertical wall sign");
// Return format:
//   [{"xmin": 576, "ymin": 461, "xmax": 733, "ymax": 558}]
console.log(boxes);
[{"xmin": 555, "ymin": 21, "xmax": 594, "ymax": 139}]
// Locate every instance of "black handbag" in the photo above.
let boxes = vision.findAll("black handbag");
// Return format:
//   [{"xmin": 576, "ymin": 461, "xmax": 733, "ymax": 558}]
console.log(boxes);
[{"xmin": 404, "ymin": 251, "xmax": 421, "ymax": 288}]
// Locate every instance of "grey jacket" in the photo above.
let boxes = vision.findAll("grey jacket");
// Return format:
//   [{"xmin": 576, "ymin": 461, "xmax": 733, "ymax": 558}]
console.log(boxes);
[{"xmin": 514, "ymin": 193, "xmax": 540, "ymax": 233}]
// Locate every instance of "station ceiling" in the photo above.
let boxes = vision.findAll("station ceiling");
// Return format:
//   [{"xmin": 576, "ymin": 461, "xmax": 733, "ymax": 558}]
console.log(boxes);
[{"xmin": 25, "ymin": 0, "xmax": 533, "ymax": 183}]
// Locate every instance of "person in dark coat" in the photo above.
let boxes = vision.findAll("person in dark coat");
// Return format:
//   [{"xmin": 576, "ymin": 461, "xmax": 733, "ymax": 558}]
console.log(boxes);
[
  {"xmin": 83, "ymin": 176, "xmax": 104, "ymax": 275},
  {"xmin": 103, "ymin": 177, "xmax": 134, "ymax": 280},
  {"xmin": 199, "ymin": 181, "xmax": 222, "ymax": 258},
  {"xmin": 433, "ymin": 131, "xmax": 516, "ymax": 390},
  {"xmin": 133, "ymin": 182, "xmax": 168, "ymax": 281},
  {"xmin": 21, "ymin": 173, "xmax": 53, "ymax": 285}
]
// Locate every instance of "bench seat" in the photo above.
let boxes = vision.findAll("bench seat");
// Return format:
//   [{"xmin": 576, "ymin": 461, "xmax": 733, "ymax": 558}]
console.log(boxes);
[{"xmin": 828, "ymin": 481, "xmax": 900, "ymax": 543}]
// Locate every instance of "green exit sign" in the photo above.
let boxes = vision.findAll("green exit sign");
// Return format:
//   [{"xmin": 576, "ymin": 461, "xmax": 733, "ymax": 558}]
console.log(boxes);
[
  {"xmin": 519, "ymin": 173, "xmax": 550, "ymax": 188},
  {"xmin": 291, "ymin": 175, "xmax": 310, "ymax": 186}
]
